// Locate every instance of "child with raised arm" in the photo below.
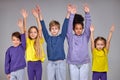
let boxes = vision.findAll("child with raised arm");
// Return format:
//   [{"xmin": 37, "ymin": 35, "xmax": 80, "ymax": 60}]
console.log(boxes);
[
  {"xmin": 4, "ymin": 19, "xmax": 26, "ymax": 80},
  {"xmin": 67, "ymin": 4, "xmax": 91, "ymax": 80},
  {"xmin": 36, "ymin": 5, "xmax": 70, "ymax": 80},
  {"xmin": 21, "ymin": 8, "xmax": 45, "ymax": 80},
  {"xmin": 90, "ymin": 25, "xmax": 115, "ymax": 80}
]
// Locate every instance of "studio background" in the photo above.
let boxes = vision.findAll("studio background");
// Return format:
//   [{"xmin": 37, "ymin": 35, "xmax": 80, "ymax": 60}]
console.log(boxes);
[{"xmin": 0, "ymin": 0, "xmax": 120, "ymax": 80}]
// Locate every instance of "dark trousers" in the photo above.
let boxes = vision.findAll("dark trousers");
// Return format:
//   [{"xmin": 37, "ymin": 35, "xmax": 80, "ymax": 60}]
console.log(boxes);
[
  {"xmin": 92, "ymin": 72, "xmax": 107, "ymax": 80},
  {"xmin": 27, "ymin": 61, "xmax": 42, "ymax": 80}
]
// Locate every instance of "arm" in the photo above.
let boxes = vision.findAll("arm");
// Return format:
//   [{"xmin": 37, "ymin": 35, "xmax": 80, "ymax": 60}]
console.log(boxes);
[
  {"xmin": 40, "ymin": 20, "xmax": 50, "ymax": 42},
  {"xmin": 21, "ymin": 34, "xmax": 26, "ymax": 49},
  {"xmin": 84, "ymin": 4, "xmax": 91, "ymax": 39},
  {"xmin": 5, "ymin": 49, "xmax": 11, "ymax": 75},
  {"xmin": 32, "ymin": 8, "xmax": 42, "ymax": 38},
  {"xmin": 60, "ymin": 18, "xmax": 69, "ymax": 39},
  {"xmin": 36, "ymin": 5, "xmax": 50, "ymax": 42},
  {"xmin": 90, "ymin": 24, "xmax": 95, "ymax": 51},
  {"xmin": 60, "ymin": 4, "xmax": 70, "ymax": 38},
  {"xmin": 21, "ymin": 9, "xmax": 28, "ymax": 38},
  {"xmin": 106, "ymin": 25, "xmax": 115, "ymax": 50},
  {"xmin": 18, "ymin": 19, "xmax": 24, "ymax": 34},
  {"xmin": 67, "ymin": 4, "xmax": 76, "ymax": 37},
  {"xmin": 17, "ymin": 19, "xmax": 26, "ymax": 49}
]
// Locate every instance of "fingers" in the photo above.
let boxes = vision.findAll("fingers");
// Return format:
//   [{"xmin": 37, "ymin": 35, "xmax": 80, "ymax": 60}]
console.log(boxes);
[
  {"xmin": 21, "ymin": 9, "xmax": 28, "ymax": 18},
  {"xmin": 67, "ymin": 4, "xmax": 72, "ymax": 13},
  {"xmin": 110, "ymin": 24, "xmax": 115, "ymax": 32},
  {"xmin": 67, "ymin": 4, "xmax": 77, "ymax": 14},
  {"xmin": 83, "ymin": 3, "xmax": 90, "ymax": 13},
  {"xmin": 36, "ymin": 5, "xmax": 40, "ymax": 11},
  {"xmin": 72, "ymin": 5, "xmax": 77, "ymax": 14},
  {"xmin": 17, "ymin": 19, "xmax": 23, "ymax": 27},
  {"xmin": 83, "ymin": 3, "xmax": 89, "ymax": 8},
  {"xmin": 35, "ymin": 5, "xmax": 41, "ymax": 14},
  {"xmin": 32, "ymin": 8, "xmax": 39, "ymax": 18}
]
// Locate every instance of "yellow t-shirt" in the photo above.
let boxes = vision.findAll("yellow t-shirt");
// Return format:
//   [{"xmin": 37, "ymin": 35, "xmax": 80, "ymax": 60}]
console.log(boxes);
[
  {"xmin": 92, "ymin": 48, "xmax": 108, "ymax": 72},
  {"xmin": 26, "ymin": 37, "xmax": 45, "ymax": 62}
]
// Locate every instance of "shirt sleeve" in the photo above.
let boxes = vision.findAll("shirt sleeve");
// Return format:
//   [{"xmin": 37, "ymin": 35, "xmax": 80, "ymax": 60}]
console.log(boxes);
[
  {"xmin": 60, "ymin": 18, "xmax": 69, "ymax": 39},
  {"xmin": 40, "ymin": 20, "xmax": 50, "ymax": 42},
  {"xmin": 5, "ymin": 48, "xmax": 11, "ymax": 74},
  {"xmin": 67, "ymin": 14, "xmax": 75, "ymax": 37},
  {"xmin": 21, "ymin": 34, "xmax": 26, "ymax": 49},
  {"xmin": 84, "ymin": 13, "xmax": 91, "ymax": 41}
]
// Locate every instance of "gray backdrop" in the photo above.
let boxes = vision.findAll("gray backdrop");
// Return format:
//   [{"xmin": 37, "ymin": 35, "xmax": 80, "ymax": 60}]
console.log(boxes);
[{"xmin": 0, "ymin": 0, "xmax": 120, "ymax": 80}]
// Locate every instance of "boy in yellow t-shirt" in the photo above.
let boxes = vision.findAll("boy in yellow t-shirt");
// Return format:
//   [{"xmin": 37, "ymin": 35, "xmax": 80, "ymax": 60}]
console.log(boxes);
[{"xmin": 90, "ymin": 25, "xmax": 115, "ymax": 80}]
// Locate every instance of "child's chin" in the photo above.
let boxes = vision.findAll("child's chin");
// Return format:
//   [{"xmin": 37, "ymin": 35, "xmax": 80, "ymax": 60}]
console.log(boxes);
[
  {"xmin": 52, "ymin": 34, "xmax": 58, "ymax": 36},
  {"xmin": 75, "ymin": 33, "xmax": 82, "ymax": 36},
  {"xmin": 13, "ymin": 45, "xmax": 19, "ymax": 47}
]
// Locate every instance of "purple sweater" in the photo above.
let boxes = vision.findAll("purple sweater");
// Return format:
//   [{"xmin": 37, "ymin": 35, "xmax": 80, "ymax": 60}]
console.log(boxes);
[
  {"xmin": 5, "ymin": 34, "xmax": 26, "ymax": 74},
  {"xmin": 67, "ymin": 13, "xmax": 91, "ymax": 65}
]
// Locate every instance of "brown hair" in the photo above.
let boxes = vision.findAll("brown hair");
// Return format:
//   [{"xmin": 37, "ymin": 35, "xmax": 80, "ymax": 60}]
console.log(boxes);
[
  {"xmin": 28, "ymin": 26, "xmax": 42, "ymax": 58},
  {"xmin": 94, "ymin": 36, "xmax": 106, "ymax": 48},
  {"xmin": 49, "ymin": 20, "xmax": 60, "ymax": 31},
  {"xmin": 12, "ymin": 32, "xmax": 21, "ymax": 41}
]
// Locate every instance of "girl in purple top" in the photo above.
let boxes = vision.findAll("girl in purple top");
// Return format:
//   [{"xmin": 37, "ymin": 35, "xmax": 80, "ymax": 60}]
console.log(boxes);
[
  {"xmin": 67, "ymin": 4, "xmax": 91, "ymax": 80},
  {"xmin": 5, "ymin": 19, "xmax": 26, "ymax": 80}
]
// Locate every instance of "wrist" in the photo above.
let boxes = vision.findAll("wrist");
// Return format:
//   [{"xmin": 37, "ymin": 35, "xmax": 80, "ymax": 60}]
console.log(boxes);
[
  {"xmin": 23, "ymin": 17, "xmax": 27, "ymax": 19},
  {"xmin": 66, "ymin": 13, "xmax": 70, "ymax": 18},
  {"xmin": 110, "ymin": 31, "xmax": 113, "ymax": 33},
  {"xmin": 85, "ymin": 12, "xmax": 90, "ymax": 14}
]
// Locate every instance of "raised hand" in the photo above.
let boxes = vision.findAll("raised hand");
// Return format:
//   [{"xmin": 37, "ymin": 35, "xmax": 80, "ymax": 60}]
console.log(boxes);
[
  {"xmin": 17, "ymin": 19, "xmax": 23, "ymax": 28},
  {"xmin": 90, "ymin": 24, "xmax": 95, "ymax": 50},
  {"xmin": 106, "ymin": 24, "xmax": 115, "ymax": 50},
  {"xmin": 32, "ymin": 9, "xmax": 39, "ymax": 18},
  {"xmin": 67, "ymin": 4, "xmax": 72, "ymax": 13},
  {"xmin": 21, "ymin": 9, "xmax": 28, "ymax": 18},
  {"xmin": 83, "ymin": 4, "xmax": 90, "ymax": 13},
  {"xmin": 71, "ymin": 5, "xmax": 77, "ymax": 14},
  {"xmin": 36, "ymin": 5, "xmax": 41, "ymax": 14},
  {"xmin": 17, "ymin": 19, "xmax": 24, "ymax": 34},
  {"xmin": 110, "ymin": 25, "xmax": 115, "ymax": 32},
  {"xmin": 90, "ymin": 24, "xmax": 95, "ymax": 32}
]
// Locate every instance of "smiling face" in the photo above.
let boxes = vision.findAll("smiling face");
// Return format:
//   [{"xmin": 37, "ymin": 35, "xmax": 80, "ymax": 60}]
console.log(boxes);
[
  {"xmin": 28, "ymin": 26, "xmax": 38, "ymax": 40},
  {"xmin": 73, "ymin": 23, "xmax": 83, "ymax": 36},
  {"xmin": 11, "ymin": 32, "xmax": 21, "ymax": 47},
  {"xmin": 94, "ymin": 37, "xmax": 106, "ymax": 50},
  {"xmin": 95, "ymin": 40, "xmax": 105, "ymax": 50},
  {"xmin": 12, "ymin": 36, "xmax": 21, "ymax": 47}
]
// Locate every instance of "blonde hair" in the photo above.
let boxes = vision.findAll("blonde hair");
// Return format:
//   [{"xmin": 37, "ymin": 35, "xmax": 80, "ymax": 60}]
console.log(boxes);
[
  {"xmin": 49, "ymin": 20, "xmax": 60, "ymax": 31},
  {"xmin": 28, "ymin": 26, "xmax": 42, "ymax": 58}
]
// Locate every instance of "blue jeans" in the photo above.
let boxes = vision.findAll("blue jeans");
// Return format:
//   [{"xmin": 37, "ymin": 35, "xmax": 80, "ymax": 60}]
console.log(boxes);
[
  {"xmin": 10, "ymin": 68, "xmax": 25, "ymax": 80},
  {"xmin": 47, "ymin": 60, "xmax": 66, "ymax": 80},
  {"xmin": 69, "ymin": 63, "xmax": 89, "ymax": 80}
]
